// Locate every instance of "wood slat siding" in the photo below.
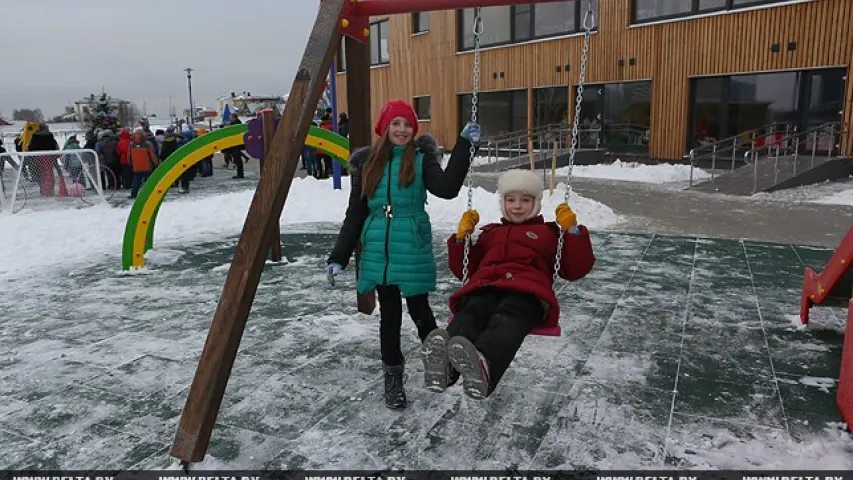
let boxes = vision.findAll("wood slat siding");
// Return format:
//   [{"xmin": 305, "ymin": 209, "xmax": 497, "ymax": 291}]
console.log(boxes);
[{"xmin": 335, "ymin": 0, "xmax": 853, "ymax": 160}]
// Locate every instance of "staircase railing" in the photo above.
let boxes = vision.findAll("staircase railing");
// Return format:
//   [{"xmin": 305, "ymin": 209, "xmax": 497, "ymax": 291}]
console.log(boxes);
[
  {"xmin": 688, "ymin": 120, "xmax": 850, "ymax": 191},
  {"xmin": 740, "ymin": 121, "xmax": 849, "ymax": 194}
]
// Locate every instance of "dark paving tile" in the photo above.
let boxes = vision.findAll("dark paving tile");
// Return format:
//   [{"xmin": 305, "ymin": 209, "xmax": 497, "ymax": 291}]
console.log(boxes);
[
  {"xmin": 7, "ymin": 423, "xmax": 163, "ymax": 469},
  {"xmin": 664, "ymin": 413, "xmax": 790, "ymax": 468},
  {"xmin": 776, "ymin": 372, "xmax": 843, "ymax": 438},
  {"xmin": 765, "ymin": 326, "xmax": 844, "ymax": 379},
  {"xmin": 680, "ymin": 324, "xmax": 774, "ymax": 383},
  {"xmin": 578, "ymin": 350, "xmax": 679, "ymax": 392},
  {"xmin": 530, "ymin": 381, "xmax": 671, "ymax": 468},
  {"xmin": 218, "ymin": 352, "xmax": 380, "ymax": 438},
  {"xmin": 674, "ymin": 376, "xmax": 785, "ymax": 429}
]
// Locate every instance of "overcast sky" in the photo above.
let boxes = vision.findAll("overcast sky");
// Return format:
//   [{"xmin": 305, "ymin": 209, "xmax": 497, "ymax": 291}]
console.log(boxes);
[{"xmin": 0, "ymin": 1, "xmax": 319, "ymax": 118}]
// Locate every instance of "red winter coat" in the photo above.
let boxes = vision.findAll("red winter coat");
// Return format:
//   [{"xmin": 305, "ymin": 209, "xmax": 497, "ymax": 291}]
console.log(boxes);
[
  {"xmin": 316, "ymin": 122, "xmax": 333, "ymax": 156},
  {"xmin": 447, "ymin": 215, "xmax": 595, "ymax": 336},
  {"xmin": 116, "ymin": 129, "xmax": 131, "ymax": 166}
]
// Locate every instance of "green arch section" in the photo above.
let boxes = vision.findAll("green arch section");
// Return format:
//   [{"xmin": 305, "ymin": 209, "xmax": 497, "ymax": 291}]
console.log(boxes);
[{"xmin": 121, "ymin": 123, "xmax": 352, "ymax": 270}]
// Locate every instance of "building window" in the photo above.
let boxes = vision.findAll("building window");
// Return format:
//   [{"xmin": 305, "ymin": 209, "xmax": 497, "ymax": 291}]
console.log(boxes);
[
  {"xmin": 414, "ymin": 96, "xmax": 432, "ymax": 120},
  {"xmin": 688, "ymin": 68, "xmax": 845, "ymax": 150},
  {"xmin": 575, "ymin": 81, "xmax": 651, "ymax": 153},
  {"xmin": 413, "ymin": 12, "xmax": 430, "ymax": 33},
  {"xmin": 458, "ymin": 1, "xmax": 598, "ymax": 51},
  {"xmin": 458, "ymin": 90, "xmax": 527, "ymax": 138},
  {"xmin": 370, "ymin": 20, "xmax": 390, "ymax": 66},
  {"xmin": 634, "ymin": 0, "xmax": 800, "ymax": 24},
  {"xmin": 336, "ymin": 38, "xmax": 346, "ymax": 72}
]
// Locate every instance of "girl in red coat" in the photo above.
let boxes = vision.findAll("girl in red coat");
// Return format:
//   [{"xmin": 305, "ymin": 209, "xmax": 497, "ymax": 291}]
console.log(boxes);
[{"xmin": 422, "ymin": 169, "xmax": 595, "ymax": 399}]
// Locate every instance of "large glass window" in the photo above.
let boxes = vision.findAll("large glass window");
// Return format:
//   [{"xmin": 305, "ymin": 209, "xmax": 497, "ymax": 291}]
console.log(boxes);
[
  {"xmin": 634, "ymin": 0, "xmax": 800, "ymax": 23},
  {"xmin": 459, "ymin": 1, "xmax": 598, "ymax": 51},
  {"xmin": 575, "ymin": 81, "xmax": 651, "ymax": 152},
  {"xmin": 688, "ymin": 68, "xmax": 846, "ymax": 150},
  {"xmin": 534, "ymin": 87, "xmax": 569, "ymax": 128},
  {"xmin": 458, "ymin": 90, "xmax": 527, "ymax": 138},
  {"xmin": 370, "ymin": 20, "xmax": 390, "ymax": 66}
]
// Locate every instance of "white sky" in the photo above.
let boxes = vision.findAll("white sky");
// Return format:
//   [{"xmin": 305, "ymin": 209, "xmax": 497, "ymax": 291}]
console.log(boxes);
[{"xmin": 0, "ymin": 0, "xmax": 319, "ymax": 118}]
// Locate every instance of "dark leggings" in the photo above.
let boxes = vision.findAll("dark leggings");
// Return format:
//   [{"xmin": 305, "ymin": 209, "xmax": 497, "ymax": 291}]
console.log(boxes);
[{"xmin": 376, "ymin": 285, "xmax": 437, "ymax": 366}]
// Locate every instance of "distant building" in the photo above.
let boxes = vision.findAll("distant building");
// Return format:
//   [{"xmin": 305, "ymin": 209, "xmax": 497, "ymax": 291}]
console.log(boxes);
[{"xmin": 217, "ymin": 92, "xmax": 285, "ymax": 117}]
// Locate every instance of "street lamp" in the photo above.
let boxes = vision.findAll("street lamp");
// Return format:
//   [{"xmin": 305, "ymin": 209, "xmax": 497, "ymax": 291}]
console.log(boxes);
[{"xmin": 184, "ymin": 67, "xmax": 194, "ymax": 125}]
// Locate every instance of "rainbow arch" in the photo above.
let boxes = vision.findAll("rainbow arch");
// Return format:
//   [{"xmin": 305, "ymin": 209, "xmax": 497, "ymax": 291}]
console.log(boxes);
[{"xmin": 121, "ymin": 124, "xmax": 350, "ymax": 270}]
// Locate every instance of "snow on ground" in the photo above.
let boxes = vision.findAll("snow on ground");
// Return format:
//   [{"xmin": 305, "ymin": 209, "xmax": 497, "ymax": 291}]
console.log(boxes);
[
  {"xmin": 814, "ymin": 187, "xmax": 853, "ymax": 206},
  {"xmin": 559, "ymin": 159, "xmax": 711, "ymax": 183},
  {"xmin": 749, "ymin": 176, "xmax": 853, "ymax": 205},
  {"xmin": 0, "ymin": 175, "xmax": 621, "ymax": 282}
]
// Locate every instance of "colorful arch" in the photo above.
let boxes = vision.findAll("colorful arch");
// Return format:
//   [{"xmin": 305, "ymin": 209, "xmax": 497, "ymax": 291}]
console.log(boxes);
[{"xmin": 121, "ymin": 124, "xmax": 350, "ymax": 270}]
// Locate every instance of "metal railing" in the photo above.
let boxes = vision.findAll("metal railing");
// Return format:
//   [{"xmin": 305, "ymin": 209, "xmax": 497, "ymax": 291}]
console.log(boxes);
[{"xmin": 688, "ymin": 121, "xmax": 850, "ymax": 192}]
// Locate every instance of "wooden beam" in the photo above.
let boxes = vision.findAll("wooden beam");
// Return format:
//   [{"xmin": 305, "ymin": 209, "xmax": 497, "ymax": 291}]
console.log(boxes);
[
  {"xmin": 261, "ymin": 109, "xmax": 283, "ymax": 262},
  {"xmin": 169, "ymin": 0, "xmax": 346, "ymax": 464},
  {"xmin": 345, "ymin": 34, "xmax": 377, "ymax": 315}
]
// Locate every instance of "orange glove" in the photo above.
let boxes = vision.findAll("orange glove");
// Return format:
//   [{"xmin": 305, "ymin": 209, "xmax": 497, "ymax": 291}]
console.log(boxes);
[
  {"xmin": 456, "ymin": 209, "xmax": 480, "ymax": 239},
  {"xmin": 555, "ymin": 203, "xmax": 577, "ymax": 230}
]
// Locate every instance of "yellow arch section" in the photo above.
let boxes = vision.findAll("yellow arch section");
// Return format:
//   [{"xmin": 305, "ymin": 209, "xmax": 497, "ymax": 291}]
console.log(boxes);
[{"xmin": 121, "ymin": 124, "xmax": 351, "ymax": 270}]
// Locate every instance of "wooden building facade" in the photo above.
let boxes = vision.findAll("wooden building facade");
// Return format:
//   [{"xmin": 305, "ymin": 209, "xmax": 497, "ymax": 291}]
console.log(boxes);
[{"xmin": 333, "ymin": 0, "xmax": 853, "ymax": 161}]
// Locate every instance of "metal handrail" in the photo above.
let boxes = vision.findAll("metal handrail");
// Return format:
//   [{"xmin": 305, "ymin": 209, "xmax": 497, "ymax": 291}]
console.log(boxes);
[{"xmin": 741, "ymin": 121, "xmax": 842, "ymax": 156}]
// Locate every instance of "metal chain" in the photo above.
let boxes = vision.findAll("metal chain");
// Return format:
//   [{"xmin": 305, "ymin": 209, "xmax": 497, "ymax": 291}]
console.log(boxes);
[
  {"xmin": 462, "ymin": 8, "xmax": 483, "ymax": 285},
  {"xmin": 552, "ymin": 3, "xmax": 594, "ymax": 284}
]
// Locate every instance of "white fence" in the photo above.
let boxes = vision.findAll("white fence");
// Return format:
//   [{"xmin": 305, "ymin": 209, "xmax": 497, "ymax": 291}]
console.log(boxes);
[{"xmin": 0, "ymin": 149, "xmax": 113, "ymax": 213}]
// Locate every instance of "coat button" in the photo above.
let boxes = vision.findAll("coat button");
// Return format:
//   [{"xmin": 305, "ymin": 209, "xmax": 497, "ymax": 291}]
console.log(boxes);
[{"xmin": 505, "ymin": 272, "xmax": 512, "ymax": 279}]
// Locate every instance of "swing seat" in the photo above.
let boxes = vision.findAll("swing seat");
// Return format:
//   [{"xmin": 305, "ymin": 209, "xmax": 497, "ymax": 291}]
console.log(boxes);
[{"xmin": 446, "ymin": 315, "xmax": 562, "ymax": 337}]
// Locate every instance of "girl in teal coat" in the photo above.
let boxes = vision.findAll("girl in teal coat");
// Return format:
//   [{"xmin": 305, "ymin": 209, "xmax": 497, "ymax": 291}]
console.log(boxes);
[{"xmin": 327, "ymin": 100, "xmax": 480, "ymax": 409}]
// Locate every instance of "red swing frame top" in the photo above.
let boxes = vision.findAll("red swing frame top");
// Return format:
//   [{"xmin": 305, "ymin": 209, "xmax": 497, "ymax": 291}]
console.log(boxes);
[{"xmin": 332, "ymin": 0, "xmax": 574, "ymax": 43}]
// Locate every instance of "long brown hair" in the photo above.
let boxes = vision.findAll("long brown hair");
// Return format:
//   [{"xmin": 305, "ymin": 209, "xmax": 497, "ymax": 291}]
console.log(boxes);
[{"xmin": 361, "ymin": 131, "xmax": 417, "ymax": 198}]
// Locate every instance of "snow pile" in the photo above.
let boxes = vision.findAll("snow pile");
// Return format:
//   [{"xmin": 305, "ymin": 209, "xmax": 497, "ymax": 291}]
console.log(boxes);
[
  {"xmin": 0, "ymin": 176, "xmax": 621, "ymax": 282},
  {"xmin": 814, "ymin": 187, "xmax": 853, "ymax": 206},
  {"xmin": 557, "ymin": 159, "xmax": 711, "ymax": 183}
]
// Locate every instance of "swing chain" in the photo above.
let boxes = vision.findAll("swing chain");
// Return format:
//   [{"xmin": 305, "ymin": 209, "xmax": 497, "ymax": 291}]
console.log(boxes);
[
  {"xmin": 462, "ymin": 7, "xmax": 483, "ymax": 285},
  {"xmin": 552, "ymin": 3, "xmax": 594, "ymax": 284}
]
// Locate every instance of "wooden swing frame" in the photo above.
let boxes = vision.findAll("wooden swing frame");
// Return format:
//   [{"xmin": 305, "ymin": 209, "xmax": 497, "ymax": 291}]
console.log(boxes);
[{"xmin": 169, "ymin": 0, "xmax": 575, "ymax": 465}]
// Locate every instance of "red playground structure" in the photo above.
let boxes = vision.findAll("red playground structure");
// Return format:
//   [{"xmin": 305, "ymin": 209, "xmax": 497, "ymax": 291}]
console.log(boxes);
[{"xmin": 799, "ymin": 225, "xmax": 853, "ymax": 428}]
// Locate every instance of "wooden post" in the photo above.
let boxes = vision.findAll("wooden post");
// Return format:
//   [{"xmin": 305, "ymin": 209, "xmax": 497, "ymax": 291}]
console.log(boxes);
[
  {"xmin": 345, "ymin": 34, "xmax": 377, "ymax": 315},
  {"xmin": 261, "ymin": 109, "xmax": 283, "ymax": 262},
  {"xmin": 527, "ymin": 87, "xmax": 535, "ymax": 171},
  {"xmin": 550, "ymin": 139, "xmax": 558, "ymax": 195},
  {"xmin": 169, "ymin": 0, "xmax": 345, "ymax": 464}
]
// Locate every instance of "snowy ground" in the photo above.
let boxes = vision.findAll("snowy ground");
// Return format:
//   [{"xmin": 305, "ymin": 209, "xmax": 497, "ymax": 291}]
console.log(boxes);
[{"xmin": 1, "ymin": 167, "xmax": 852, "ymax": 469}]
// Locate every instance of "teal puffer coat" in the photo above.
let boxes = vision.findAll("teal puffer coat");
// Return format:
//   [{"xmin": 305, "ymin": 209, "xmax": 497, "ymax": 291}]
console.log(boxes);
[{"xmin": 357, "ymin": 145, "xmax": 435, "ymax": 297}]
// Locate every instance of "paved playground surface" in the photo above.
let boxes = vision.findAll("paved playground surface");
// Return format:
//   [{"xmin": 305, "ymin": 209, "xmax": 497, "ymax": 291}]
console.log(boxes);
[{"xmin": 0, "ymin": 229, "xmax": 847, "ymax": 469}]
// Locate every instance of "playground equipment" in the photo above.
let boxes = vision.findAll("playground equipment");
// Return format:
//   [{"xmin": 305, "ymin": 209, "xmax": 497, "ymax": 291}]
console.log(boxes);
[
  {"xmin": 169, "ymin": 0, "xmax": 590, "ymax": 468},
  {"xmin": 0, "ymin": 149, "xmax": 110, "ymax": 213},
  {"xmin": 798, "ymin": 226, "xmax": 853, "ymax": 430},
  {"xmin": 121, "ymin": 123, "xmax": 350, "ymax": 270}
]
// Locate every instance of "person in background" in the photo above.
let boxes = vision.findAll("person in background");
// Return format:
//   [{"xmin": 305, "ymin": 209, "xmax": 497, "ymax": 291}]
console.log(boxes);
[
  {"xmin": 128, "ymin": 128, "xmax": 159, "ymax": 199},
  {"xmin": 223, "ymin": 113, "xmax": 245, "ymax": 179},
  {"xmin": 115, "ymin": 129, "xmax": 132, "ymax": 189}
]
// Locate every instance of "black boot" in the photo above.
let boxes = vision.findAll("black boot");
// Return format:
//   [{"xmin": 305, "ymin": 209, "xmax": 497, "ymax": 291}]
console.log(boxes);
[{"xmin": 383, "ymin": 363, "xmax": 406, "ymax": 409}]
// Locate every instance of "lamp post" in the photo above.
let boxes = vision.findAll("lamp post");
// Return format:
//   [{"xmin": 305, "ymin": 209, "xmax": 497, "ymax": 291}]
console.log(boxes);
[{"xmin": 184, "ymin": 67, "xmax": 194, "ymax": 126}]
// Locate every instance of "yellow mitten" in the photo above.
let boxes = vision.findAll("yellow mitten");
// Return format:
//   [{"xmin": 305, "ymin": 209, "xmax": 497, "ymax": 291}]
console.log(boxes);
[
  {"xmin": 456, "ymin": 209, "xmax": 480, "ymax": 239},
  {"xmin": 555, "ymin": 203, "xmax": 577, "ymax": 230}
]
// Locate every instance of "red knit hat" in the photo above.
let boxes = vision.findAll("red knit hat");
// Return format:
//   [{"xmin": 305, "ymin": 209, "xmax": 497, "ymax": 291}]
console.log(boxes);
[{"xmin": 374, "ymin": 100, "xmax": 419, "ymax": 137}]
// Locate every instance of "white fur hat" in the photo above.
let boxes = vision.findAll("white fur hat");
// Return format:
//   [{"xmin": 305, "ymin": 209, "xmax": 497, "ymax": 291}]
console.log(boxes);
[{"xmin": 497, "ymin": 169, "xmax": 544, "ymax": 220}]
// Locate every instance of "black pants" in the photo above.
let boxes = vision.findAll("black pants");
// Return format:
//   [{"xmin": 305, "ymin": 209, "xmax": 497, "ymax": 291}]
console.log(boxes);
[
  {"xmin": 447, "ymin": 287, "xmax": 544, "ymax": 389},
  {"xmin": 179, "ymin": 164, "xmax": 197, "ymax": 191},
  {"xmin": 227, "ymin": 151, "xmax": 243, "ymax": 177},
  {"xmin": 376, "ymin": 285, "xmax": 438, "ymax": 366}
]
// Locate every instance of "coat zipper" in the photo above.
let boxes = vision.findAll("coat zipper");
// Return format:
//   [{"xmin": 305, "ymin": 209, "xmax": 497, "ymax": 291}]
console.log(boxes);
[{"xmin": 383, "ymin": 158, "xmax": 392, "ymax": 285}]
